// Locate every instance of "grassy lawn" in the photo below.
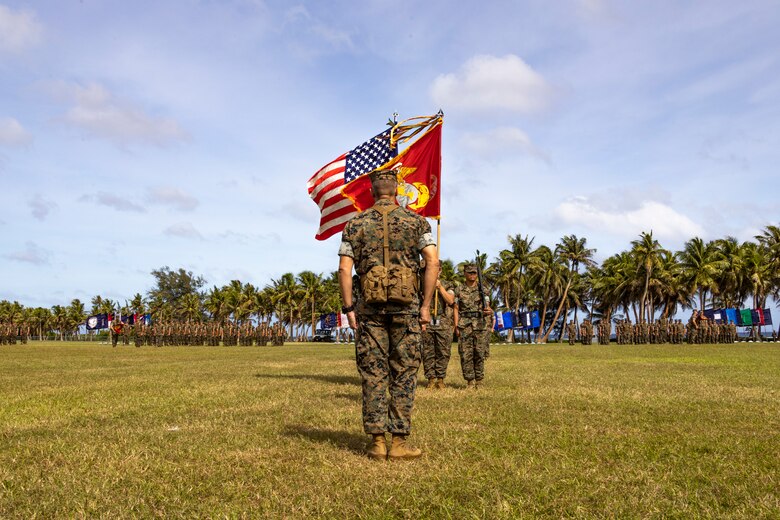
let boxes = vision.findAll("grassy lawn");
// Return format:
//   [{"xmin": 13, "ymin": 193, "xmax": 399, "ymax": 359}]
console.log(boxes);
[{"xmin": 1, "ymin": 341, "xmax": 778, "ymax": 518}]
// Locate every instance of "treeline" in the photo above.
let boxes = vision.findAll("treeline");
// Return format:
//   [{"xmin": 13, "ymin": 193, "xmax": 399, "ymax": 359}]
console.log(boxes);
[{"xmin": 2, "ymin": 226, "xmax": 780, "ymax": 342}]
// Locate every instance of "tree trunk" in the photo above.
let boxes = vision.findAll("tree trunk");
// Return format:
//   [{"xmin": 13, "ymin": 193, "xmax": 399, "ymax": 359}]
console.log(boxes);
[
  {"xmin": 311, "ymin": 298, "xmax": 316, "ymax": 340},
  {"xmin": 559, "ymin": 303, "xmax": 569, "ymax": 343},
  {"xmin": 536, "ymin": 297, "xmax": 549, "ymax": 344},
  {"xmin": 639, "ymin": 270, "xmax": 650, "ymax": 324},
  {"xmin": 541, "ymin": 279, "xmax": 572, "ymax": 343},
  {"xmin": 289, "ymin": 307, "xmax": 294, "ymax": 340}
]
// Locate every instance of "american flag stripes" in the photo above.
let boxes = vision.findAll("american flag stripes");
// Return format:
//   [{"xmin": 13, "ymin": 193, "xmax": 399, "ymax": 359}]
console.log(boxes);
[{"xmin": 307, "ymin": 129, "xmax": 396, "ymax": 240}]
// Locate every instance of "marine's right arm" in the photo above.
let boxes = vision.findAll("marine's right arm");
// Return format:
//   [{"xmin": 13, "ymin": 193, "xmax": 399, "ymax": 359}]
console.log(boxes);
[{"xmin": 338, "ymin": 255, "xmax": 357, "ymax": 329}]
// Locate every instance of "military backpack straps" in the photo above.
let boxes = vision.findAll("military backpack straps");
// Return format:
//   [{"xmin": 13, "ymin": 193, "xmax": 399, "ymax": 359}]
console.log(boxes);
[{"xmin": 360, "ymin": 204, "xmax": 417, "ymax": 305}]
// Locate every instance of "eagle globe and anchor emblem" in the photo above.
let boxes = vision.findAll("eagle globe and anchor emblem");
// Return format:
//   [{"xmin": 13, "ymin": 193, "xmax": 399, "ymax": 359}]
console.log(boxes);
[{"xmin": 394, "ymin": 164, "xmax": 437, "ymax": 211}]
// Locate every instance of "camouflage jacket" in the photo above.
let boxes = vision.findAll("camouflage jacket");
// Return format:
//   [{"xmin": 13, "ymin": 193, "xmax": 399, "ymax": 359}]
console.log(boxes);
[
  {"xmin": 454, "ymin": 283, "xmax": 490, "ymax": 330},
  {"xmin": 428, "ymin": 282, "xmax": 455, "ymax": 328},
  {"xmin": 339, "ymin": 199, "xmax": 434, "ymax": 315}
]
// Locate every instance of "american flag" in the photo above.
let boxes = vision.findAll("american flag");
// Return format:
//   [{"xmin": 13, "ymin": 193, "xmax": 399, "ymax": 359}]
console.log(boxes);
[{"xmin": 307, "ymin": 128, "xmax": 396, "ymax": 240}]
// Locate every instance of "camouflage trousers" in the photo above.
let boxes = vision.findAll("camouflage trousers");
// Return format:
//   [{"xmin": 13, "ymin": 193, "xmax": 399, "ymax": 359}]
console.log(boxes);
[
  {"xmin": 355, "ymin": 313, "xmax": 421, "ymax": 435},
  {"xmin": 422, "ymin": 325, "xmax": 453, "ymax": 380},
  {"xmin": 458, "ymin": 326, "xmax": 488, "ymax": 382}
]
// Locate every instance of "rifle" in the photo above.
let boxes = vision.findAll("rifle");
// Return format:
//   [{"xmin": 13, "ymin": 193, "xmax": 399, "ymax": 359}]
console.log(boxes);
[
  {"xmin": 475, "ymin": 250, "xmax": 487, "ymax": 314},
  {"xmin": 475, "ymin": 250, "xmax": 491, "ymax": 357}
]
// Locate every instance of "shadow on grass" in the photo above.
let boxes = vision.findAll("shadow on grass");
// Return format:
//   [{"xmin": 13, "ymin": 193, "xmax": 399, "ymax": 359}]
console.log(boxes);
[
  {"xmin": 283, "ymin": 425, "xmax": 366, "ymax": 455},
  {"xmin": 253, "ymin": 373, "xmax": 361, "ymax": 385},
  {"xmin": 332, "ymin": 392, "xmax": 360, "ymax": 402}
]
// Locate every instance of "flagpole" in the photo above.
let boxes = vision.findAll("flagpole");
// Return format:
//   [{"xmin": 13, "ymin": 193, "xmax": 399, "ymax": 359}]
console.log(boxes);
[
  {"xmin": 433, "ymin": 220, "xmax": 441, "ymax": 318},
  {"xmin": 432, "ymin": 111, "xmax": 443, "ymax": 321}
]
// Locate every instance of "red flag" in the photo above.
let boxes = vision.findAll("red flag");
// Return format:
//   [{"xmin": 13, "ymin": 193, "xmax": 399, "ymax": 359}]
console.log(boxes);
[{"xmin": 342, "ymin": 122, "xmax": 442, "ymax": 218}]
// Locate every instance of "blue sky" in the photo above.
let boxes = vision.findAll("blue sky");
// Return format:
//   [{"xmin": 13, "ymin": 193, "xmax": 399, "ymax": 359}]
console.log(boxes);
[{"xmin": 1, "ymin": 0, "xmax": 779, "ymax": 309}]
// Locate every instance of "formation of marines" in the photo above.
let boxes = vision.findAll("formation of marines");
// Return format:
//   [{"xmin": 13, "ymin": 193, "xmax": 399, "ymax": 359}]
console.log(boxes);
[
  {"xmin": 563, "ymin": 314, "xmax": 742, "ymax": 345},
  {"xmin": 0, "ymin": 323, "xmax": 27, "ymax": 344},
  {"xmin": 108, "ymin": 320, "xmax": 288, "ymax": 347},
  {"xmin": 614, "ymin": 314, "xmax": 737, "ymax": 344}
]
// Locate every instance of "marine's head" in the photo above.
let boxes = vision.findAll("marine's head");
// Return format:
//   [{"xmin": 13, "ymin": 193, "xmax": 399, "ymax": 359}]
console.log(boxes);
[
  {"xmin": 464, "ymin": 263, "xmax": 477, "ymax": 276},
  {"xmin": 369, "ymin": 167, "xmax": 399, "ymax": 199}
]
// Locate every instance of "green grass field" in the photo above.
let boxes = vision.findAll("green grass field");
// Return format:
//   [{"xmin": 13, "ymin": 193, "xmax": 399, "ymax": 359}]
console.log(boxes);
[{"xmin": 1, "ymin": 341, "xmax": 778, "ymax": 518}]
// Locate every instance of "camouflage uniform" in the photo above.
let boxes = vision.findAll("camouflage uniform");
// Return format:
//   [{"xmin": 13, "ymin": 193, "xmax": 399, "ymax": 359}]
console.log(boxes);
[
  {"xmin": 339, "ymin": 198, "xmax": 434, "ymax": 435},
  {"xmin": 110, "ymin": 321, "xmax": 124, "ymax": 347},
  {"xmin": 567, "ymin": 321, "xmax": 577, "ymax": 345},
  {"xmin": 421, "ymin": 281, "xmax": 455, "ymax": 384},
  {"xmin": 454, "ymin": 278, "xmax": 491, "ymax": 384}
]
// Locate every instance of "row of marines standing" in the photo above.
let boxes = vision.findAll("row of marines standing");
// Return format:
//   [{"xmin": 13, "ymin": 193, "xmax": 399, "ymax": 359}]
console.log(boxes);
[
  {"xmin": 110, "ymin": 320, "xmax": 288, "ymax": 347},
  {"xmin": 0, "ymin": 323, "xmax": 28, "ymax": 345},
  {"xmin": 563, "ymin": 315, "xmax": 741, "ymax": 345}
]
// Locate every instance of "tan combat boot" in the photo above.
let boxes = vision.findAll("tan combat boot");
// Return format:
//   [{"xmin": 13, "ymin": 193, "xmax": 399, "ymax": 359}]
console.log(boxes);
[
  {"xmin": 436, "ymin": 378, "xmax": 446, "ymax": 389},
  {"xmin": 366, "ymin": 434, "xmax": 387, "ymax": 461},
  {"xmin": 466, "ymin": 380, "xmax": 476, "ymax": 389},
  {"xmin": 387, "ymin": 434, "xmax": 422, "ymax": 460},
  {"xmin": 426, "ymin": 378, "xmax": 438, "ymax": 389},
  {"xmin": 474, "ymin": 380, "xmax": 483, "ymax": 389}
]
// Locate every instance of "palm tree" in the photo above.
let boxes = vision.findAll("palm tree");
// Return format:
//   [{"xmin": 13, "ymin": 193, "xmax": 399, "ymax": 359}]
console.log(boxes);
[
  {"xmin": 676, "ymin": 237, "xmax": 723, "ymax": 311},
  {"xmin": 204, "ymin": 286, "xmax": 228, "ymax": 322},
  {"xmin": 537, "ymin": 236, "xmax": 593, "ymax": 344},
  {"xmin": 224, "ymin": 280, "xmax": 255, "ymax": 323},
  {"xmin": 29, "ymin": 307, "xmax": 50, "ymax": 340},
  {"xmin": 180, "ymin": 292, "xmax": 203, "ymax": 322},
  {"xmin": 298, "ymin": 271, "xmax": 325, "ymax": 340},
  {"xmin": 130, "ymin": 293, "xmax": 145, "ymax": 315},
  {"xmin": 651, "ymin": 251, "xmax": 689, "ymax": 319},
  {"xmin": 254, "ymin": 286, "xmax": 277, "ymax": 323},
  {"xmin": 631, "ymin": 231, "xmax": 667, "ymax": 323},
  {"xmin": 50, "ymin": 305, "xmax": 69, "ymax": 340},
  {"xmin": 68, "ymin": 299, "xmax": 87, "ymax": 339},
  {"xmin": 440, "ymin": 259, "xmax": 462, "ymax": 286},
  {"xmin": 530, "ymin": 245, "xmax": 567, "ymax": 343},
  {"xmin": 502, "ymin": 234, "xmax": 539, "ymax": 313},
  {"xmin": 740, "ymin": 242, "xmax": 772, "ymax": 309},
  {"xmin": 713, "ymin": 237, "xmax": 747, "ymax": 308},
  {"xmin": 269, "ymin": 273, "xmax": 304, "ymax": 340},
  {"xmin": 756, "ymin": 225, "xmax": 780, "ymax": 302}
]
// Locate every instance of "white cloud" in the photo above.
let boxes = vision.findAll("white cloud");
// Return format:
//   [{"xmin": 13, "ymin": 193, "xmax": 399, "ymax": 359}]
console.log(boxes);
[
  {"xmin": 431, "ymin": 54, "xmax": 553, "ymax": 114},
  {"xmin": 3, "ymin": 241, "xmax": 50, "ymax": 265},
  {"xmin": 552, "ymin": 196, "xmax": 705, "ymax": 242},
  {"xmin": 28, "ymin": 194, "xmax": 57, "ymax": 221},
  {"xmin": 146, "ymin": 186, "xmax": 199, "ymax": 211},
  {"xmin": 80, "ymin": 192, "xmax": 146, "ymax": 213},
  {"xmin": 461, "ymin": 126, "xmax": 550, "ymax": 162},
  {"xmin": 45, "ymin": 81, "xmax": 188, "ymax": 147},
  {"xmin": 0, "ymin": 117, "xmax": 32, "ymax": 147},
  {"xmin": 0, "ymin": 5, "xmax": 43, "ymax": 53},
  {"xmin": 164, "ymin": 222, "xmax": 204, "ymax": 240}
]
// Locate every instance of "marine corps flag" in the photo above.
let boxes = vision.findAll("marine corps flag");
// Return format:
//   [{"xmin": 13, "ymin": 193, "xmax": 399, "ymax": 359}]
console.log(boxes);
[{"xmin": 342, "ymin": 117, "xmax": 442, "ymax": 219}]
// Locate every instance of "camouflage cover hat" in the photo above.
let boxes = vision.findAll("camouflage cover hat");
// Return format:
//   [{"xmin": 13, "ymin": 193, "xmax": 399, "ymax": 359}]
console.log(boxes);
[
  {"xmin": 464, "ymin": 263, "xmax": 477, "ymax": 273},
  {"xmin": 368, "ymin": 167, "xmax": 399, "ymax": 182}
]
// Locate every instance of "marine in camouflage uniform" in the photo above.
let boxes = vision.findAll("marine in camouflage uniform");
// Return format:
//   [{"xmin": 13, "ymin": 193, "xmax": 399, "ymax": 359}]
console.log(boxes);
[
  {"xmin": 110, "ymin": 320, "xmax": 125, "ymax": 348},
  {"xmin": 421, "ymin": 269, "xmax": 455, "ymax": 389},
  {"xmin": 338, "ymin": 168, "xmax": 437, "ymax": 461},
  {"xmin": 454, "ymin": 263, "xmax": 494, "ymax": 388},
  {"xmin": 133, "ymin": 324, "xmax": 141, "ymax": 347},
  {"xmin": 567, "ymin": 320, "xmax": 577, "ymax": 345}
]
